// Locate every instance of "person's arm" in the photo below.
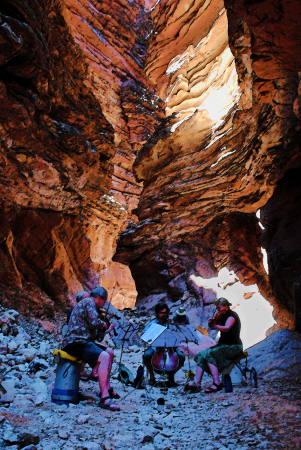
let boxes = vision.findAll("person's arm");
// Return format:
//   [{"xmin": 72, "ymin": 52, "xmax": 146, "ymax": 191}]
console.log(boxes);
[{"xmin": 213, "ymin": 316, "xmax": 235, "ymax": 332}]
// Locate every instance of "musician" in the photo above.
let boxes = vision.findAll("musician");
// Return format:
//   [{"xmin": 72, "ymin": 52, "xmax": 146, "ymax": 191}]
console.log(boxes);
[
  {"xmin": 62, "ymin": 286, "xmax": 120, "ymax": 411},
  {"xmin": 142, "ymin": 303, "xmax": 185, "ymax": 387},
  {"xmin": 66, "ymin": 290, "xmax": 89, "ymax": 325},
  {"xmin": 187, "ymin": 298, "xmax": 243, "ymax": 393},
  {"xmin": 172, "ymin": 307, "xmax": 190, "ymax": 325}
]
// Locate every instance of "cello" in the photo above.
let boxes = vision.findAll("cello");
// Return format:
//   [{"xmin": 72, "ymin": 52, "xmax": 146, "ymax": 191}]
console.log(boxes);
[
  {"xmin": 151, "ymin": 347, "xmax": 179, "ymax": 372},
  {"xmin": 151, "ymin": 321, "xmax": 179, "ymax": 373}
]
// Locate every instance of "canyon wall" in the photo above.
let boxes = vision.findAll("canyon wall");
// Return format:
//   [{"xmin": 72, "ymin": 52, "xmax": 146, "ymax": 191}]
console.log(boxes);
[
  {"xmin": 0, "ymin": 0, "xmax": 161, "ymax": 315},
  {"xmin": 114, "ymin": 0, "xmax": 301, "ymax": 331},
  {"xmin": 1, "ymin": 0, "xmax": 301, "ymax": 331}
]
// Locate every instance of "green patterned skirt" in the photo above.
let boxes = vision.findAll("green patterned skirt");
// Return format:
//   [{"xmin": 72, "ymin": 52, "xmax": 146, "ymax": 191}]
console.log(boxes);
[{"xmin": 194, "ymin": 344, "xmax": 243, "ymax": 374}]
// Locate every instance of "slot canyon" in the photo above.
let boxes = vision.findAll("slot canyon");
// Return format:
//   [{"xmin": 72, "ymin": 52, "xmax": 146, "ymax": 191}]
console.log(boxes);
[{"xmin": 1, "ymin": 0, "xmax": 301, "ymax": 449}]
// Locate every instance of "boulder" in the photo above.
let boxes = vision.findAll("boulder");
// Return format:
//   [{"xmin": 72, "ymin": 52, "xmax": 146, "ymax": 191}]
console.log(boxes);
[
  {"xmin": 246, "ymin": 329, "xmax": 301, "ymax": 380},
  {"xmin": 22, "ymin": 349, "xmax": 37, "ymax": 362}
]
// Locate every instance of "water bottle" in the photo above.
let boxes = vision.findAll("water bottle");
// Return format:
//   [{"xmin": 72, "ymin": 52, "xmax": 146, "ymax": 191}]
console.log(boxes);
[
  {"xmin": 157, "ymin": 397, "xmax": 165, "ymax": 411},
  {"xmin": 250, "ymin": 367, "xmax": 258, "ymax": 388},
  {"xmin": 224, "ymin": 374, "xmax": 233, "ymax": 393},
  {"xmin": 0, "ymin": 376, "xmax": 15, "ymax": 402}
]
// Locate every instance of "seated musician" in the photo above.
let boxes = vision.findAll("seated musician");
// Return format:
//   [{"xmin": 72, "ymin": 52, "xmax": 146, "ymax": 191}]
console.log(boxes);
[
  {"xmin": 66, "ymin": 290, "xmax": 89, "ymax": 325},
  {"xmin": 142, "ymin": 303, "xmax": 185, "ymax": 387},
  {"xmin": 62, "ymin": 286, "xmax": 120, "ymax": 411},
  {"xmin": 172, "ymin": 307, "xmax": 190, "ymax": 325},
  {"xmin": 187, "ymin": 297, "xmax": 243, "ymax": 393}
]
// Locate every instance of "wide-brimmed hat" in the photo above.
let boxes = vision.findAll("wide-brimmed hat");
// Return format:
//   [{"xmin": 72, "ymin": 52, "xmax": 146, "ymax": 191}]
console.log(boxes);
[
  {"xmin": 176, "ymin": 307, "xmax": 187, "ymax": 316},
  {"xmin": 117, "ymin": 365, "xmax": 134, "ymax": 385}
]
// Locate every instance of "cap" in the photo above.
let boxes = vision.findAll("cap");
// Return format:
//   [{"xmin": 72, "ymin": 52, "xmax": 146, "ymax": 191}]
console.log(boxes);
[
  {"xmin": 75, "ymin": 291, "xmax": 89, "ymax": 302},
  {"xmin": 176, "ymin": 307, "xmax": 187, "ymax": 316},
  {"xmin": 90, "ymin": 286, "xmax": 108, "ymax": 299}
]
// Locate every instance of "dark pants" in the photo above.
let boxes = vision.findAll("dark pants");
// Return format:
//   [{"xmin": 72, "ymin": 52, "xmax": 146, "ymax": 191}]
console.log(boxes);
[{"xmin": 63, "ymin": 341, "xmax": 105, "ymax": 368}]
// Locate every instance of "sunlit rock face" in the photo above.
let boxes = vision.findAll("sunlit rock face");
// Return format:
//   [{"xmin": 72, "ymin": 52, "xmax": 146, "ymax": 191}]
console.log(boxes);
[
  {"xmin": 0, "ymin": 0, "xmax": 161, "ymax": 314},
  {"xmin": 115, "ymin": 0, "xmax": 301, "ymax": 330}
]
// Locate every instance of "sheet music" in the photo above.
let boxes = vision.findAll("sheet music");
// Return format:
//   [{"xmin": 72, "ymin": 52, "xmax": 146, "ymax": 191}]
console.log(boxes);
[
  {"xmin": 151, "ymin": 328, "xmax": 182, "ymax": 347},
  {"xmin": 141, "ymin": 323, "xmax": 166, "ymax": 345},
  {"xmin": 170, "ymin": 324, "xmax": 199, "ymax": 344},
  {"xmin": 141, "ymin": 323, "xmax": 181, "ymax": 347}
]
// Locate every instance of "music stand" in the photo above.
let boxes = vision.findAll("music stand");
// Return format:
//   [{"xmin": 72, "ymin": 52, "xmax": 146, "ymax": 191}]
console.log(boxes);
[
  {"xmin": 170, "ymin": 324, "xmax": 202, "ymax": 393},
  {"xmin": 114, "ymin": 323, "xmax": 139, "ymax": 372},
  {"xmin": 141, "ymin": 323, "xmax": 200, "ymax": 394}
]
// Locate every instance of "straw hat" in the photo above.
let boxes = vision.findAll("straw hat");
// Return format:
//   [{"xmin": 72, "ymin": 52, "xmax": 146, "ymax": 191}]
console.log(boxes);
[{"xmin": 176, "ymin": 307, "xmax": 187, "ymax": 316}]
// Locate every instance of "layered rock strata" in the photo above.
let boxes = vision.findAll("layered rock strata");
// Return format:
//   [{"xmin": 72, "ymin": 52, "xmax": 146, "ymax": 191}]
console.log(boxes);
[
  {"xmin": 0, "ymin": 0, "xmax": 162, "ymax": 314},
  {"xmin": 115, "ymin": 0, "xmax": 301, "ymax": 330}
]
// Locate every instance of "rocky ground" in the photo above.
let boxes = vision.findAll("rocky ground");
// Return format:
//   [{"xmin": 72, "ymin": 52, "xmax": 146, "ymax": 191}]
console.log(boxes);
[{"xmin": 1, "ymin": 307, "xmax": 301, "ymax": 450}]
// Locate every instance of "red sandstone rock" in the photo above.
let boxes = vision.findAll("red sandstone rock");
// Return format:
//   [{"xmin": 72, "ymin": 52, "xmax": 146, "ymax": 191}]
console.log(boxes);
[
  {"xmin": 114, "ymin": 0, "xmax": 300, "ymax": 330},
  {"xmin": 0, "ymin": 0, "xmax": 162, "ymax": 314},
  {"xmin": 0, "ymin": 0, "xmax": 300, "ymax": 332}
]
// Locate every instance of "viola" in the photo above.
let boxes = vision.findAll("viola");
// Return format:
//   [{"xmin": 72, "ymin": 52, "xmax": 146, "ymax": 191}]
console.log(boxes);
[
  {"xmin": 98, "ymin": 309, "xmax": 118, "ymax": 337},
  {"xmin": 208, "ymin": 310, "xmax": 226, "ymax": 329},
  {"xmin": 151, "ymin": 347, "xmax": 179, "ymax": 372}
]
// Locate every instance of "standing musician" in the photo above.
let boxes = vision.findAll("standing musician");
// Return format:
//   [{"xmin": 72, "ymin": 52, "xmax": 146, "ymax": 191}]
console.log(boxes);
[
  {"xmin": 142, "ymin": 303, "xmax": 185, "ymax": 387},
  {"xmin": 186, "ymin": 297, "xmax": 243, "ymax": 393}
]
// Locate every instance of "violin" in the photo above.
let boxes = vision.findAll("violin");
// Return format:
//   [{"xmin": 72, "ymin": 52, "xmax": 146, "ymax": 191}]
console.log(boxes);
[{"xmin": 208, "ymin": 310, "xmax": 226, "ymax": 329}]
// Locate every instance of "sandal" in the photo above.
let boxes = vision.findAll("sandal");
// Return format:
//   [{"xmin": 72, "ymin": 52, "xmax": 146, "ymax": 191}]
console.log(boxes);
[
  {"xmin": 205, "ymin": 382, "xmax": 223, "ymax": 394},
  {"xmin": 109, "ymin": 387, "xmax": 120, "ymax": 399},
  {"xmin": 80, "ymin": 375, "xmax": 89, "ymax": 382},
  {"xmin": 97, "ymin": 396, "xmax": 120, "ymax": 411},
  {"xmin": 184, "ymin": 384, "xmax": 202, "ymax": 393}
]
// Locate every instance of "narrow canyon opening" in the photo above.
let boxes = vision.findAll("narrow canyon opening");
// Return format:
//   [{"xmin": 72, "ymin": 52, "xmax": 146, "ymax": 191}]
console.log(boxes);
[{"xmin": 1, "ymin": 0, "xmax": 301, "ymax": 448}]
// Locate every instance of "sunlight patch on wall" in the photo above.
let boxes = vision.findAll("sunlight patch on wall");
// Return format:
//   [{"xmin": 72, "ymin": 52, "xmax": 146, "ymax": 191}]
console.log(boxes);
[{"xmin": 190, "ymin": 267, "xmax": 276, "ymax": 349}]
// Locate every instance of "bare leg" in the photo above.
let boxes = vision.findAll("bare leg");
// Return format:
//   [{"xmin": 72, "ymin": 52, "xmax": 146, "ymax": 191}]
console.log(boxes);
[
  {"xmin": 195, "ymin": 366, "xmax": 204, "ymax": 385},
  {"xmin": 106, "ymin": 347, "xmax": 114, "ymax": 373},
  {"xmin": 91, "ymin": 346, "xmax": 114, "ymax": 378},
  {"xmin": 96, "ymin": 351, "xmax": 119, "ymax": 409},
  {"xmin": 80, "ymin": 363, "xmax": 86, "ymax": 377},
  {"xmin": 188, "ymin": 365, "xmax": 204, "ymax": 387},
  {"xmin": 145, "ymin": 363, "xmax": 155, "ymax": 382},
  {"xmin": 207, "ymin": 362, "xmax": 221, "ymax": 388},
  {"xmin": 105, "ymin": 347, "xmax": 117, "ymax": 395}
]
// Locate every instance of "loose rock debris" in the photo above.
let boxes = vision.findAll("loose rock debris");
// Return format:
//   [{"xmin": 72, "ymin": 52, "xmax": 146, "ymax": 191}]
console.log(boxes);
[{"xmin": 1, "ymin": 306, "xmax": 301, "ymax": 449}]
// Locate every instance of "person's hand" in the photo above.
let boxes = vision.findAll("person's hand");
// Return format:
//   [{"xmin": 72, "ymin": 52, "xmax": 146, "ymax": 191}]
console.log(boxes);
[{"xmin": 106, "ymin": 323, "xmax": 115, "ymax": 334}]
